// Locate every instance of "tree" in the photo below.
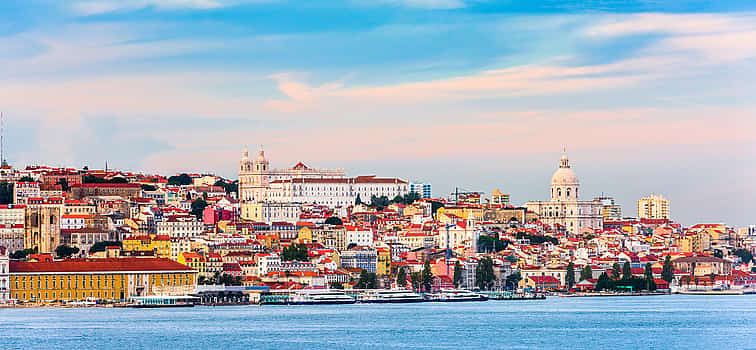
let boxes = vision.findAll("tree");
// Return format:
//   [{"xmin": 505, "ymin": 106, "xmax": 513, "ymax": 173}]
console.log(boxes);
[
  {"xmin": 9, "ymin": 249, "xmax": 28, "ymax": 260},
  {"xmin": 330, "ymin": 281, "xmax": 343, "ymax": 289},
  {"xmin": 218, "ymin": 273, "xmax": 242, "ymax": 286},
  {"xmin": 422, "ymin": 260, "xmax": 434, "ymax": 292},
  {"xmin": 356, "ymin": 270, "xmax": 378, "ymax": 289},
  {"xmin": 410, "ymin": 272, "xmax": 422, "ymax": 292},
  {"xmin": 56, "ymin": 178, "xmax": 70, "ymax": 192},
  {"xmin": 392, "ymin": 195, "xmax": 405, "ymax": 204},
  {"xmin": 713, "ymin": 250, "xmax": 723, "ymax": 258},
  {"xmin": 213, "ymin": 180, "xmax": 238, "ymax": 195},
  {"xmin": 644, "ymin": 263, "xmax": 655, "ymax": 291},
  {"xmin": 580, "ymin": 265, "xmax": 593, "ymax": 281},
  {"xmin": 565, "ymin": 262, "xmax": 576, "ymax": 289},
  {"xmin": 403, "ymin": 192, "xmax": 421, "ymax": 205},
  {"xmin": 354, "ymin": 194, "xmax": 362, "ymax": 205},
  {"xmin": 55, "ymin": 244, "xmax": 80, "ymax": 259},
  {"xmin": 324, "ymin": 216, "xmax": 343, "ymax": 225},
  {"xmin": 505, "ymin": 272, "xmax": 522, "ymax": 290},
  {"xmin": 167, "ymin": 173, "xmax": 193, "ymax": 186},
  {"xmin": 282, "ymin": 243, "xmax": 309, "ymax": 262},
  {"xmin": 734, "ymin": 249, "xmax": 754, "ymax": 264},
  {"xmin": 611, "ymin": 262, "xmax": 621, "ymax": 279},
  {"xmin": 18, "ymin": 176, "xmax": 34, "ymax": 182},
  {"xmin": 0, "ymin": 182, "xmax": 12, "ymax": 205},
  {"xmin": 89, "ymin": 241, "xmax": 122, "ymax": 253},
  {"xmin": 595, "ymin": 272, "xmax": 613, "ymax": 291},
  {"xmin": 622, "ymin": 261, "xmax": 632, "ymax": 280},
  {"xmin": 141, "ymin": 184, "xmax": 157, "ymax": 191},
  {"xmin": 475, "ymin": 257, "xmax": 496, "ymax": 290},
  {"xmin": 190, "ymin": 198, "xmax": 208, "ymax": 220},
  {"xmin": 662, "ymin": 255, "xmax": 675, "ymax": 283},
  {"xmin": 396, "ymin": 267, "xmax": 407, "ymax": 288},
  {"xmin": 453, "ymin": 261, "xmax": 463, "ymax": 287}
]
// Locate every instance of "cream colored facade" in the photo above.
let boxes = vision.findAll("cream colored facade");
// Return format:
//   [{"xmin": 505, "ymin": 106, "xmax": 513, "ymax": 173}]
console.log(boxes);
[
  {"xmin": 637, "ymin": 194, "xmax": 670, "ymax": 220},
  {"xmin": 526, "ymin": 154, "xmax": 602, "ymax": 234}
]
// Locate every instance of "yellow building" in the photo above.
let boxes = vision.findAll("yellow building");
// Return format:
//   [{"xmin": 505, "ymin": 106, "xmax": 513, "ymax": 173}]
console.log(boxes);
[
  {"xmin": 376, "ymin": 246, "xmax": 391, "ymax": 276},
  {"xmin": 9, "ymin": 258, "xmax": 196, "ymax": 302},
  {"xmin": 676, "ymin": 231, "xmax": 712, "ymax": 253},
  {"xmin": 637, "ymin": 194, "xmax": 670, "ymax": 220},
  {"xmin": 177, "ymin": 252, "xmax": 207, "ymax": 276},
  {"xmin": 122, "ymin": 234, "xmax": 171, "ymax": 258},
  {"xmin": 296, "ymin": 225, "xmax": 314, "ymax": 244}
]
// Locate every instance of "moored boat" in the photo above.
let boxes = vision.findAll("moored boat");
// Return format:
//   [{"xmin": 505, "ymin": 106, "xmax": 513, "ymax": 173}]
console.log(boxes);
[
  {"xmin": 289, "ymin": 290, "xmax": 356, "ymax": 305},
  {"xmin": 427, "ymin": 289, "xmax": 488, "ymax": 302},
  {"xmin": 361, "ymin": 289, "xmax": 425, "ymax": 303}
]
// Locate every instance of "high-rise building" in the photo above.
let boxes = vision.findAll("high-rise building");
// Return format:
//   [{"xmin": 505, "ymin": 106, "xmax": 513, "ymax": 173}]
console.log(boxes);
[
  {"xmin": 594, "ymin": 196, "xmax": 622, "ymax": 221},
  {"xmin": 637, "ymin": 194, "xmax": 670, "ymax": 220},
  {"xmin": 409, "ymin": 182, "xmax": 432, "ymax": 198}
]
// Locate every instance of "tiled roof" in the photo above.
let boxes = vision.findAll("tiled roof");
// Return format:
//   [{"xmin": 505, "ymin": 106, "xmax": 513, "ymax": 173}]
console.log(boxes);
[{"xmin": 10, "ymin": 258, "xmax": 194, "ymax": 273}]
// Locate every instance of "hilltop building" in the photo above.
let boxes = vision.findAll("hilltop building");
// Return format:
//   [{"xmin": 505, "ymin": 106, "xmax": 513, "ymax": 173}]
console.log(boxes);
[
  {"xmin": 526, "ymin": 153, "xmax": 602, "ymax": 234},
  {"xmin": 637, "ymin": 194, "xmax": 670, "ymax": 220}
]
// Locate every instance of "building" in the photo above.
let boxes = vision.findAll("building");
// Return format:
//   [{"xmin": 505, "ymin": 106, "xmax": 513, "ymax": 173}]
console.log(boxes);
[
  {"xmin": 24, "ymin": 198, "xmax": 64, "ymax": 253},
  {"xmin": 123, "ymin": 235, "xmax": 171, "ymax": 258},
  {"xmin": 671, "ymin": 255, "xmax": 732, "ymax": 276},
  {"xmin": 526, "ymin": 153, "xmax": 603, "ymax": 234},
  {"xmin": 9, "ymin": 258, "xmax": 196, "ymax": 302},
  {"xmin": 0, "ymin": 205, "xmax": 25, "ymax": 253},
  {"xmin": 268, "ymin": 176, "xmax": 409, "ymax": 208},
  {"xmin": 637, "ymin": 194, "xmax": 670, "ymax": 220},
  {"xmin": 157, "ymin": 215, "xmax": 204, "ymax": 238},
  {"xmin": 70, "ymin": 183, "xmax": 141, "ymax": 200},
  {"xmin": 13, "ymin": 182, "xmax": 40, "ymax": 204},
  {"xmin": 241, "ymin": 202, "xmax": 301, "ymax": 223},
  {"xmin": 491, "ymin": 189, "xmax": 510, "ymax": 206},
  {"xmin": 409, "ymin": 182, "xmax": 432, "ymax": 199},
  {"xmin": 0, "ymin": 246, "xmax": 9, "ymax": 303},
  {"xmin": 60, "ymin": 228, "xmax": 112, "ymax": 254},
  {"xmin": 594, "ymin": 196, "xmax": 622, "ymax": 221},
  {"xmin": 341, "ymin": 246, "xmax": 377, "ymax": 273}
]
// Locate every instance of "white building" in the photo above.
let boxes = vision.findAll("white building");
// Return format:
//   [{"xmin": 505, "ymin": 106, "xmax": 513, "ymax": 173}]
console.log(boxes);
[
  {"xmin": 409, "ymin": 182, "xmax": 432, "ymax": 199},
  {"xmin": 256, "ymin": 253, "xmax": 281, "ymax": 276},
  {"xmin": 13, "ymin": 182, "xmax": 40, "ymax": 205},
  {"xmin": 526, "ymin": 153, "xmax": 603, "ymax": 234},
  {"xmin": 61, "ymin": 214, "xmax": 87, "ymax": 230},
  {"xmin": 241, "ymin": 202, "xmax": 302, "ymax": 223},
  {"xmin": 157, "ymin": 215, "xmax": 204, "ymax": 238},
  {"xmin": 0, "ymin": 246, "xmax": 8, "ymax": 303},
  {"xmin": 346, "ymin": 226, "xmax": 373, "ymax": 247},
  {"xmin": 0, "ymin": 205, "xmax": 25, "ymax": 253}
]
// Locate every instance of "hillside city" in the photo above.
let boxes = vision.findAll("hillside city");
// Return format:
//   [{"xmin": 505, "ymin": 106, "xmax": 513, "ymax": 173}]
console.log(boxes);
[{"xmin": 0, "ymin": 147, "xmax": 754, "ymax": 304}]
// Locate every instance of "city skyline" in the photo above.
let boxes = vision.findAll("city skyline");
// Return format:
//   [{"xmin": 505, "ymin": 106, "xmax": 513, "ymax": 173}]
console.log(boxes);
[{"xmin": 1, "ymin": 1, "xmax": 754, "ymax": 226}]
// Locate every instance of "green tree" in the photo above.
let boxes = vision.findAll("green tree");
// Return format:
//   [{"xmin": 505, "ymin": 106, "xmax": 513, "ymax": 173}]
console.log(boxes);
[
  {"xmin": 565, "ymin": 262, "xmax": 576, "ymax": 288},
  {"xmin": 9, "ymin": 249, "xmax": 28, "ymax": 260},
  {"xmin": 662, "ymin": 255, "xmax": 675, "ymax": 283},
  {"xmin": 452, "ymin": 261, "xmax": 463, "ymax": 287},
  {"xmin": 356, "ymin": 270, "xmax": 378, "ymax": 289},
  {"xmin": 475, "ymin": 257, "xmax": 496, "ymax": 290},
  {"xmin": 282, "ymin": 243, "xmax": 309, "ymax": 262},
  {"xmin": 18, "ymin": 176, "xmax": 34, "ymax": 182},
  {"xmin": 422, "ymin": 260, "xmax": 434, "ymax": 292},
  {"xmin": 644, "ymin": 263, "xmax": 656, "ymax": 291},
  {"xmin": 89, "ymin": 241, "xmax": 122, "ymax": 253},
  {"xmin": 410, "ymin": 272, "xmax": 422, "ymax": 292},
  {"xmin": 403, "ymin": 192, "xmax": 421, "ymax": 205},
  {"xmin": 505, "ymin": 272, "xmax": 522, "ymax": 290},
  {"xmin": 190, "ymin": 198, "xmax": 208, "ymax": 219},
  {"xmin": 324, "ymin": 216, "xmax": 343, "ymax": 225},
  {"xmin": 329, "ymin": 281, "xmax": 343, "ymax": 289},
  {"xmin": 140, "ymin": 184, "xmax": 157, "ymax": 191},
  {"xmin": 354, "ymin": 193, "xmax": 362, "ymax": 205},
  {"xmin": 734, "ymin": 249, "xmax": 754, "ymax": 264},
  {"xmin": 396, "ymin": 267, "xmax": 407, "ymax": 288},
  {"xmin": 611, "ymin": 262, "xmax": 621, "ymax": 279},
  {"xmin": 55, "ymin": 244, "xmax": 80, "ymax": 259},
  {"xmin": 167, "ymin": 173, "xmax": 193, "ymax": 186},
  {"xmin": 580, "ymin": 265, "xmax": 593, "ymax": 281},
  {"xmin": 622, "ymin": 261, "xmax": 632, "ymax": 280},
  {"xmin": 213, "ymin": 180, "xmax": 238, "ymax": 194},
  {"xmin": 0, "ymin": 182, "xmax": 13, "ymax": 204},
  {"xmin": 595, "ymin": 272, "xmax": 613, "ymax": 291},
  {"xmin": 392, "ymin": 195, "xmax": 405, "ymax": 204},
  {"xmin": 55, "ymin": 178, "xmax": 70, "ymax": 192}
]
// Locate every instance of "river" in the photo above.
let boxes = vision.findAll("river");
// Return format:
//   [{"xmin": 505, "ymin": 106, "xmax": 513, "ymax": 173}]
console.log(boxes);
[{"xmin": 1, "ymin": 295, "xmax": 755, "ymax": 349}]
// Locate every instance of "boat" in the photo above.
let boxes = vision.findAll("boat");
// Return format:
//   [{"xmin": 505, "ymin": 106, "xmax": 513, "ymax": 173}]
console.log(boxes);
[
  {"xmin": 427, "ymin": 289, "xmax": 488, "ymax": 302},
  {"xmin": 361, "ymin": 289, "xmax": 425, "ymax": 303},
  {"xmin": 129, "ymin": 295, "xmax": 199, "ymax": 308},
  {"xmin": 289, "ymin": 290, "xmax": 356, "ymax": 305}
]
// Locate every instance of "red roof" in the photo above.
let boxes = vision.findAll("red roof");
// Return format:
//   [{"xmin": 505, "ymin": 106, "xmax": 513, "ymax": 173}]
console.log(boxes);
[{"xmin": 10, "ymin": 258, "xmax": 194, "ymax": 273}]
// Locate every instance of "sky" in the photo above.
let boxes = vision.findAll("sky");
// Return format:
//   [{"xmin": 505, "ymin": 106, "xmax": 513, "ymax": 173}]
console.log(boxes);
[{"xmin": 0, "ymin": 0, "xmax": 754, "ymax": 226}]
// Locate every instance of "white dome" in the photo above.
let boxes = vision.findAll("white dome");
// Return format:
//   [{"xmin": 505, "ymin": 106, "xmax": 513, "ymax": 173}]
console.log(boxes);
[{"xmin": 551, "ymin": 167, "xmax": 579, "ymax": 186}]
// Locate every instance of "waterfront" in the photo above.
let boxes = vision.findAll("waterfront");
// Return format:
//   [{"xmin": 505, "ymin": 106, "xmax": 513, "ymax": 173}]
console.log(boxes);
[{"xmin": 2, "ymin": 295, "xmax": 755, "ymax": 349}]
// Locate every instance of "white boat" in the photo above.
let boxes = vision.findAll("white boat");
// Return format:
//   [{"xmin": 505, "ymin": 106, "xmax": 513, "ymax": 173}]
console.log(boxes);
[
  {"xmin": 289, "ymin": 290, "xmax": 356, "ymax": 305},
  {"xmin": 361, "ymin": 289, "xmax": 425, "ymax": 303},
  {"xmin": 427, "ymin": 289, "xmax": 488, "ymax": 302}
]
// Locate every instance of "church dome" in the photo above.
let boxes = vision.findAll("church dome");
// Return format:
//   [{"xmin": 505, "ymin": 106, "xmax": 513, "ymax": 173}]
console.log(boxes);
[{"xmin": 550, "ymin": 153, "xmax": 579, "ymax": 186}]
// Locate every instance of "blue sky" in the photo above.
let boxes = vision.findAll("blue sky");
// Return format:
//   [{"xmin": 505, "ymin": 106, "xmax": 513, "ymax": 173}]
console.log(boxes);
[{"xmin": 1, "ymin": 0, "xmax": 754, "ymax": 226}]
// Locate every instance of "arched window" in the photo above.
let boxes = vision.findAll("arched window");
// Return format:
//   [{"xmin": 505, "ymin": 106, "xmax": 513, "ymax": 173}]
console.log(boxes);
[
  {"xmin": 557, "ymin": 189, "xmax": 562, "ymax": 198},
  {"xmin": 566, "ymin": 189, "xmax": 571, "ymax": 198}
]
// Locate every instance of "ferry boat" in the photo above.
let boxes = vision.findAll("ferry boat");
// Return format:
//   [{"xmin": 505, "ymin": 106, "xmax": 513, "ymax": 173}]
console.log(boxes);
[
  {"xmin": 427, "ymin": 289, "xmax": 488, "ymax": 302},
  {"xmin": 289, "ymin": 290, "xmax": 356, "ymax": 305},
  {"xmin": 361, "ymin": 289, "xmax": 425, "ymax": 303},
  {"xmin": 129, "ymin": 295, "xmax": 199, "ymax": 308}
]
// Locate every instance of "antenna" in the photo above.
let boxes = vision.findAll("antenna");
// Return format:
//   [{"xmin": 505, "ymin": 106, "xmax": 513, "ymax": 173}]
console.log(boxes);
[{"xmin": 1, "ymin": 111, "xmax": 6, "ymax": 167}]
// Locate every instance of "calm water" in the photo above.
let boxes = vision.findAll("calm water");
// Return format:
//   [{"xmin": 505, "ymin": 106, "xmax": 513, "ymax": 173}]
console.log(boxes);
[{"xmin": 1, "ymin": 295, "xmax": 755, "ymax": 349}]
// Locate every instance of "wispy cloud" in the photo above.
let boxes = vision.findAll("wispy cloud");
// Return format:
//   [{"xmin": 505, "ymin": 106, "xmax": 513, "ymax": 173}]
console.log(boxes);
[{"xmin": 70, "ymin": 0, "xmax": 234, "ymax": 15}]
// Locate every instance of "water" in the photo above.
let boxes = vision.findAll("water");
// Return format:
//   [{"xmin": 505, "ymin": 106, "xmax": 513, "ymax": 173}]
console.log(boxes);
[{"xmin": 1, "ymin": 295, "xmax": 755, "ymax": 349}]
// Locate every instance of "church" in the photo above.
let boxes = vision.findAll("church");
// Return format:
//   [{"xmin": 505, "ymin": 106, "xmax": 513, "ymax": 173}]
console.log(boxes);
[{"xmin": 526, "ymin": 153, "xmax": 603, "ymax": 234}]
